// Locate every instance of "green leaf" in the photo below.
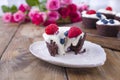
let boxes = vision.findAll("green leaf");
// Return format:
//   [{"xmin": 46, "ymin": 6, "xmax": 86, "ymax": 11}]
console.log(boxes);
[
  {"xmin": 39, "ymin": 4, "xmax": 47, "ymax": 11},
  {"xmin": 40, "ymin": 0, "xmax": 47, "ymax": 3},
  {"xmin": 26, "ymin": 0, "xmax": 40, "ymax": 6},
  {"xmin": 2, "ymin": 5, "xmax": 10, "ymax": 12},
  {"xmin": 10, "ymin": 5, "xmax": 17, "ymax": 13}
]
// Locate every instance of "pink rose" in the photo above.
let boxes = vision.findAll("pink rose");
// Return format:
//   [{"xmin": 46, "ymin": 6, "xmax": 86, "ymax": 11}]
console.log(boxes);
[
  {"xmin": 47, "ymin": 11, "xmax": 60, "ymax": 21},
  {"xmin": 11, "ymin": 16, "xmax": 16, "ymax": 23},
  {"xmin": 69, "ymin": 12, "xmax": 82, "ymax": 23},
  {"xmin": 78, "ymin": 4, "xmax": 89, "ymax": 12},
  {"xmin": 43, "ymin": 20, "xmax": 56, "ymax": 26},
  {"xmin": 61, "ymin": 0, "xmax": 72, "ymax": 5},
  {"xmin": 13, "ymin": 11, "xmax": 25, "ymax": 22},
  {"xmin": 19, "ymin": 4, "xmax": 31, "ymax": 12},
  {"xmin": 28, "ymin": 9, "xmax": 39, "ymax": 19},
  {"xmin": 67, "ymin": 4, "xmax": 77, "ymax": 12},
  {"xmin": 2, "ymin": 12, "xmax": 12, "ymax": 23},
  {"xmin": 39, "ymin": 12, "xmax": 47, "ymax": 21},
  {"xmin": 58, "ymin": 7, "xmax": 70, "ymax": 18},
  {"xmin": 31, "ymin": 13, "xmax": 44, "ymax": 25},
  {"xmin": 46, "ymin": 0, "xmax": 60, "ymax": 10}
]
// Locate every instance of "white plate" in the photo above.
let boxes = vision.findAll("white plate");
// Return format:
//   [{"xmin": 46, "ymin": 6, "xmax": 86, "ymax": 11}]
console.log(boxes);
[{"xmin": 29, "ymin": 41, "xmax": 106, "ymax": 68}]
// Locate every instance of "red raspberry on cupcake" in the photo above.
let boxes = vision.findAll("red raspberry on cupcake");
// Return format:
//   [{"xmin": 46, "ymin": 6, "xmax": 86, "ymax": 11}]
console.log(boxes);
[
  {"xmin": 86, "ymin": 10, "xmax": 96, "ymax": 15},
  {"xmin": 68, "ymin": 27, "xmax": 82, "ymax": 38},
  {"xmin": 106, "ymin": 6, "xmax": 112, "ymax": 11},
  {"xmin": 45, "ymin": 24, "xmax": 59, "ymax": 35}
]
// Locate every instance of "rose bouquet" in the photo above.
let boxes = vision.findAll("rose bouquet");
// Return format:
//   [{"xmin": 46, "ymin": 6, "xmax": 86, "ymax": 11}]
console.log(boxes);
[{"xmin": 2, "ymin": 0, "xmax": 89, "ymax": 26}]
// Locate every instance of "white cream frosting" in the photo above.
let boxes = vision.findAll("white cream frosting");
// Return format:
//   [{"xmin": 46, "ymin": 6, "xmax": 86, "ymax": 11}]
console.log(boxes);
[
  {"xmin": 98, "ymin": 9, "xmax": 116, "ymax": 15},
  {"xmin": 116, "ymin": 13, "xmax": 120, "ymax": 17},
  {"xmin": 82, "ymin": 11, "xmax": 106, "ymax": 19},
  {"xmin": 96, "ymin": 19, "xmax": 120, "ymax": 26},
  {"xmin": 43, "ymin": 27, "xmax": 85, "ymax": 55}
]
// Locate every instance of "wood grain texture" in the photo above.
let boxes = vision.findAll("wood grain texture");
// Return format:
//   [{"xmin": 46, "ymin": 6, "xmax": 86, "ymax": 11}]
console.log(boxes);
[
  {"xmin": 62, "ymin": 22, "xmax": 120, "ymax": 51},
  {"xmin": 0, "ymin": 23, "xmax": 67, "ymax": 80},
  {"xmin": 0, "ymin": 19, "xmax": 19, "ymax": 58},
  {"xmin": 66, "ymin": 48, "xmax": 120, "ymax": 80}
]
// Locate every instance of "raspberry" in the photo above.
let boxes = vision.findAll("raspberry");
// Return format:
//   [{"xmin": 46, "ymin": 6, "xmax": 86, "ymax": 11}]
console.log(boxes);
[
  {"xmin": 86, "ymin": 10, "xmax": 96, "ymax": 15},
  {"xmin": 106, "ymin": 6, "xmax": 112, "ymax": 11},
  {"xmin": 68, "ymin": 27, "xmax": 82, "ymax": 38},
  {"xmin": 45, "ymin": 24, "xmax": 59, "ymax": 35}
]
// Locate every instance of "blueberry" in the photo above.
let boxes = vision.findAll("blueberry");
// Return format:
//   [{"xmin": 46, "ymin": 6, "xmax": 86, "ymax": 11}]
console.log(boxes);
[
  {"xmin": 64, "ymin": 31, "xmax": 68, "ymax": 36},
  {"xmin": 60, "ymin": 38, "xmax": 65, "ymax": 44},
  {"xmin": 101, "ymin": 19, "xmax": 108, "ymax": 24},
  {"xmin": 109, "ymin": 19, "xmax": 114, "ymax": 24},
  {"xmin": 96, "ymin": 12, "xmax": 101, "ymax": 19}
]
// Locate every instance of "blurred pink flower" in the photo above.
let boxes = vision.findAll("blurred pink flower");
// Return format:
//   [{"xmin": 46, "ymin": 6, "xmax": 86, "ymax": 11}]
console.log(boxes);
[
  {"xmin": 39, "ymin": 12, "xmax": 47, "ymax": 21},
  {"xmin": 19, "ymin": 4, "xmax": 31, "ymax": 12},
  {"xmin": 67, "ymin": 4, "xmax": 77, "ymax": 12},
  {"xmin": 28, "ymin": 9, "xmax": 39, "ymax": 19},
  {"xmin": 61, "ymin": 0, "xmax": 72, "ymax": 5},
  {"xmin": 11, "ymin": 16, "xmax": 16, "ymax": 23},
  {"xmin": 43, "ymin": 20, "xmax": 56, "ymax": 26},
  {"xmin": 13, "ymin": 11, "xmax": 25, "ymax": 22},
  {"xmin": 69, "ymin": 12, "xmax": 82, "ymax": 23},
  {"xmin": 46, "ymin": 0, "xmax": 60, "ymax": 10},
  {"xmin": 47, "ymin": 11, "xmax": 59, "ymax": 21},
  {"xmin": 2, "ymin": 12, "xmax": 12, "ymax": 23},
  {"xmin": 78, "ymin": 4, "xmax": 89, "ymax": 12},
  {"xmin": 31, "ymin": 13, "xmax": 44, "ymax": 25},
  {"xmin": 58, "ymin": 7, "xmax": 70, "ymax": 18}
]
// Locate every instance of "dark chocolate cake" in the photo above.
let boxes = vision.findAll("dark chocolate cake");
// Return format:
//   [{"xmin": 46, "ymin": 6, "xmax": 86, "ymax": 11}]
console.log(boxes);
[
  {"xmin": 96, "ymin": 19, "xmax": 120, "ymax": 37},
  {"xmin": 82, "ymin": 17, "xmax": 98, "ymax": 29}
]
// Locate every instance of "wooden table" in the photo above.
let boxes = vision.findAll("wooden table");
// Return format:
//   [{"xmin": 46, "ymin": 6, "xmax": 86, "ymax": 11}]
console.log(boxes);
[{"xmin": 0, "ymin": 20, "xmax": 120, "ymax": 80}]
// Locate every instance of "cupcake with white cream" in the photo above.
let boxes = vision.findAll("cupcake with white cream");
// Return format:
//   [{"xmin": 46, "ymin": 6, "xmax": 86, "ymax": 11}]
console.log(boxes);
[
  {"xmin": 82, "ymin": 10, "xmax": 106, "ymax": 29},
  {"xmin": 43, "ymin": 24, "xmax": 86, "ymax": 56},
  {"xmin": 97, "ymin": 6, "xmax": 116, "ymax": 19},
  {"xmin": 96, "ymin": 19, "xmax": 120, "ymax": 37}
]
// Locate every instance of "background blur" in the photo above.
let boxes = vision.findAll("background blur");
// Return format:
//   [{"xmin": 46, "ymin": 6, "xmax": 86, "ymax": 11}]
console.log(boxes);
[
  {"xmin": 0, "ymin": 0, "xmax": 90, "ymax": 16},
  {"xmin": 0, "ymin": 0, "xmax": 119, "ymax": 16}
]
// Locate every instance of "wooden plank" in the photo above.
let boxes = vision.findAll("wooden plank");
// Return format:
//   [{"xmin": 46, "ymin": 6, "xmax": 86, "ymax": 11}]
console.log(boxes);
[
  {"xmin": 86, "ymin": 34, "xmax": 120, "ymax": 51},
  {"xmin": 0, "ymin": 19, "xmax": 19, "ymax": 58},
  {"xmin": 63, "ymin": 22, "xmax": 120, "ymax": 51},
  {"xmin": 66, "ymin": 48, "xmax": 120, "ymax": 80},
  {"xmin": 0, "ymin": 23, "xmax": 67, "ymax": 80}
]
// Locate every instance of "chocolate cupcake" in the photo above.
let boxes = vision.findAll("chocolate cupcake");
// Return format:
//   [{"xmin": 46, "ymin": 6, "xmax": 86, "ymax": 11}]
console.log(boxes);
[
  {"xmin": 82, "ymin": 10, "xmax": 106, "ymax": 29},
  {"xmin": 96, "ymin": 19, "xmax": 120, "ymax": 37},
  {"xmin": 43, "ymin": 24, "xmax": 86, "ymax": 56},
  {"xmin": 97, "ymin": 6, "xmax": 116, "ymax": 19}
]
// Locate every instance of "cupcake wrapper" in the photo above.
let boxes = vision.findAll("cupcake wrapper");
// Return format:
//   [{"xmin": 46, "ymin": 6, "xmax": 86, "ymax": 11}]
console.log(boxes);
[
  {"xmin": 82, "ymin": 17, "xmax": 98, "ymax": 29},
  {"xmin": 96, "ymin": 24, "xmax": 119, "ymax": 37}
]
